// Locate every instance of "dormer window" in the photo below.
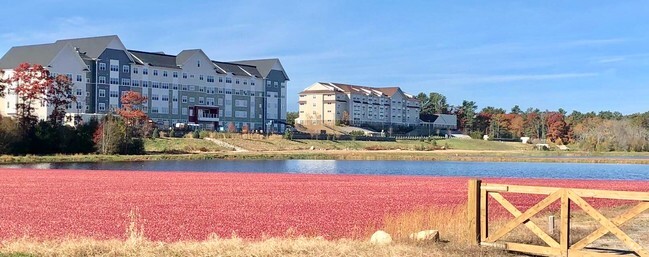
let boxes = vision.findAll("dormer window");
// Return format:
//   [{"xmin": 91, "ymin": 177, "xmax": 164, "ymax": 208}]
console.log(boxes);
[{"xmin": 197, "ymin": 60, "xmax": 200, "ymax": 67}]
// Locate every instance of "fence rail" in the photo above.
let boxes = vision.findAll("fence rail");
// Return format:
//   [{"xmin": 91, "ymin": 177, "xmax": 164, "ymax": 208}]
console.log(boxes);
[{"xmin": 467, "ymin": 179, "xmax": 649, "ymax": 257}]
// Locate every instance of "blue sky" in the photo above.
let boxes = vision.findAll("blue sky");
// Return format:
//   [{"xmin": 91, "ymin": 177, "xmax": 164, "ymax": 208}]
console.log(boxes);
[{"xmin": 1, "ymin": 1, "xmax": 648, "ymax": 114}]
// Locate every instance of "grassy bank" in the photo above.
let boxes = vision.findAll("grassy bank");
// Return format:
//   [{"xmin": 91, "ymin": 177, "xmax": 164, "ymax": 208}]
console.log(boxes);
[
  {"xmin": 3, "ymin": 150, "xmax": 649, "ymax": 165},
  {"xmin": 2, "ymin": 137, "xmax": 649, "ymax": 165}
]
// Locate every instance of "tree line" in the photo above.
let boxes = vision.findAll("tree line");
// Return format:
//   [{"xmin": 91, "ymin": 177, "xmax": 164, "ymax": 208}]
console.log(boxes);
[
  {"xmin": 0, "ymin": 62, "xmax": 150, "ymax": 155},
  {"xmin": 417, "ymin": 92, "xmax": 649, "ymax": 151}
]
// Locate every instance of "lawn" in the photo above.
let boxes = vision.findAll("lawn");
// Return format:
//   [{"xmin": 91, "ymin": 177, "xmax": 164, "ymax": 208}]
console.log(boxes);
[{"xmin": 219, "ymin": 136, "xmax": 532, "ymax": 152}]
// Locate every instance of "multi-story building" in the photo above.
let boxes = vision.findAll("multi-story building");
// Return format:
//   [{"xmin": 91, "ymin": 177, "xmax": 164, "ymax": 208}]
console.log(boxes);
[
  {"xmin": 0, "ymin": 35, "xmax": 289, "ymax": 132},
  {"xmin": 295, "ymin": 82, "xmax": 420, "ymax": 127}
]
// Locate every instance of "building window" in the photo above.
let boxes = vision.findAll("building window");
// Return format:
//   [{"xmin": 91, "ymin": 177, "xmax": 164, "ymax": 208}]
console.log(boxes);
[
  {"xmin": 122, "ymin": 65, "xmax": 130, "ymax": 73},
  {"xmin": 236, "ymin": 79, "xmax": 240, "ymax": 84},
  {"xmin": 197, "ymin": 60, "xmax": 200, "ymax": 67},
  {"xmin": 110, "ymin": 91, "xmax": 119, "ymax": 98},
  {"xmin": 182, "ymin": 108, "xmax": 187, "ymax": 115},
  {"xmin": 235, "ymin": 111, "xmax": 248, "ymax": 118},
  {"xmin": 189, "ymin": 97, "xmax": 195, "ymax": 103},
  {"xmin": 133, "ymin": 67, "xmax": 139, "ymax": 74},
  {"xmin": 151, "ymin": 94, "xmax": 159, "ymax": 101},
  {"xmin": 266, "ymin": 80, "xmax": 271, "ymax": 86},
  {"xmin": 207, "ymin": 76, "xmax": 214, "ymax": 83},
  {"xmin": 172, "ymin": 97, "xmax": 178, "ymax": 102},
  {"xmin": 76, "ymin": 75, "xmax": 82, "ymax": 82},
  {"xmin": 152, "ymin": 82, "xmax": 159, "ymax": 88},
  {"xmin": 199, "ymin": 75, "xmax": 204, "ymax": 81},
  {"xmin": 162, "ymin": 95, "xmax": 169, "ymax": 101},
  {"xmin": 132, "ymin": 80, "xmax": 140, "ymax": 87},
  {"xmin": 98, "ymin": 76, "xmax": 106, "ymax": 84},
  {"xmin": 153, "ymin": 70, "xmax": 158, "ymax": 76},
  {"xmin": 218, "ymin": 77, "xmax": 223, "ymax": 83},
  {"xmin": 110, "ymin": 78, "xmax": 119, "ymax": 85},
  {"xmin": 98, "ymin": 103, "xmax": 106, "ymax": 111},
  {"xmin": 235, "ymin": 99, "xmax": 248, "ymax": 107},
  {"xmin": 182, "ymin": 73, "xmax": 187, "ymax": 79},
  {"xmin": 110, "ymin": 64, "xmax": 119, "ymax": 72},
  {"xmin": 226, "ymin": 77, "xmax": 232, "ymax": 83},
  {"xmin": 173, "ymin": 71, "xmax": 178, "ymax": 78},
  {"xmin": 121, "ymin": 79, "xmax": 130, "ymax": 86},
  {"xmin": 251, "ymin": 81, "xmax": 255, "ymax": 85},
  {"xmin": 172, "ymin": 84, "xmax": 178, "ymax": 90},
  {"xmin": 143, "ymin": 68, "xmax": 148, "ymax": 75},
  {"xmin": 99, "ymin": 63, "xmax": 106, "ymax": 71},
  {"xmin": 142, "ymin": 81, "xmax": 149, "ymax": 87},
  {"xmin": 199, "ymin": 97, "xmax": 204, "ymax": 104},
  {"xmin": 163, "ymin": 71, "xmax": 168, "ymax": 77},
  {"xmin": 99, "ymin": 89, "xmax": 106, "ymax": 97},
  {"xmin": 76, "ymin": 89, "xmax": 82, "ymax": 96}
]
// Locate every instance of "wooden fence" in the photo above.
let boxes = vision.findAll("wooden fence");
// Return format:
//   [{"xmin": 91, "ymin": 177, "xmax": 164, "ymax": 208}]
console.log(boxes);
[{"xmin": 467, "ymin": 179, "xmax": 649, "ymax": 257}]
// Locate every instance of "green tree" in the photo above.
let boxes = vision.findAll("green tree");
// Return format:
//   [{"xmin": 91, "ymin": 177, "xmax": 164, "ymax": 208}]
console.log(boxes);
[
  {"xmin": 454, "ymin": 100, "xmax": 477, "ymax": 133},
  {"xmin": 418, "ymin": 92, "xmax": 449, "ymax": 116},
  {"xmin": 94, "ymin": 115, "xmax": 144, "ymax": 155},
  {"xmin": 286, "ymin": 112, "xmax": 298, "ymax": 126}
]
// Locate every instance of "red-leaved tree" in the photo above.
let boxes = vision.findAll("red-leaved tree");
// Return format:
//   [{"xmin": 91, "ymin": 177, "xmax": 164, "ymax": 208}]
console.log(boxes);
[
  {"xmin": 118, "ymin": 91, "xmax": 148, "ymax": 136},
  {"xmin": 45, "ymin": 75, "xmax": 76, "ymax": 124},
  {"xmin": 9, "ymin": 63, "xmax": 52, "ymax": 126}
]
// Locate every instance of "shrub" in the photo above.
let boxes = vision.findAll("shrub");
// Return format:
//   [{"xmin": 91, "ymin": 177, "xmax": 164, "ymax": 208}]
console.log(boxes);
[
  {"xmin": 199, "ymin": 130, "xmax": 210, "ymax": 139},
  {"xmin": 192, "ymin": 130, "xmax": 201, "ymax": 139},
  {"xmin": 152, "ymin": 128, "xmax": 160, "ymax": 139},
  {"xmin": 0, "ymin": 116, "xmax": 21, "ymax": 154},
  {"xmin": 469, "ymin": 131, "xmax": 482, "ymax": 139}
]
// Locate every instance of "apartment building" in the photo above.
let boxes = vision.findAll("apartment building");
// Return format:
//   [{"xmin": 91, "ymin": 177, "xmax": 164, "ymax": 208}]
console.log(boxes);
[
  {"xmin": 295, "ymin": 82, "xmax": 420, "ymax": 127},
  {"xmin": 0, "ymin": 35, "xmax": 289, "ymax": 132}
]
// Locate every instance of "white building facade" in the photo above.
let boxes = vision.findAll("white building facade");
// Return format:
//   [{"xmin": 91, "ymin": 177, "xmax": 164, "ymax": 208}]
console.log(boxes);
[
  {"xmin": 295, "ymin": 82, "xmax": 420, "ymax": 127},
  {"xmin": 0, "ymin": 35, "xmax": 289, "ymax": 132}
]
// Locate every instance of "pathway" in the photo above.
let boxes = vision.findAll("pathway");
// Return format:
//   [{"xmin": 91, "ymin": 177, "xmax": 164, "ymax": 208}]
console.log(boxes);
[{"xmin": 204, "ymin": 138, "xmax": 249, "ymax": 152}]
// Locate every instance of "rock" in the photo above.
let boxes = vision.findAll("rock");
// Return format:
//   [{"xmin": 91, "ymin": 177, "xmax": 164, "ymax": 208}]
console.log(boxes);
[
  {"xmin": 370, "ymin": 230, "xmax": 392, "ymax": 245},
  {"xmin": 310, "ymin": 146, "xmax": 315, "ymax": 150},
  {"xmin": 409, "ymin": 230, "xmax": 440, "ymax": 242}
]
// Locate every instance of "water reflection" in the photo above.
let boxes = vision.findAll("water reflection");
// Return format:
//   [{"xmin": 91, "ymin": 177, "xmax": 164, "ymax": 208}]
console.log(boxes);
[{"xmin": 1, "ymin": 160, "xmax": 648, "ymax": 180}]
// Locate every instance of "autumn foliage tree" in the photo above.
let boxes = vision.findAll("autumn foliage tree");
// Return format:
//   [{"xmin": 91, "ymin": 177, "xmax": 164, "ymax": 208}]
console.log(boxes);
[
  {"xmin": 45, "ymin": 75, "xmax": 76, "ymax": 124},
  {"xmin": 118, "ymin": 91, "xmax": 148, "ymax": 136},
  {"xmin": 9, "ymin": 63, "xmax": 52, "ymax": 126}
]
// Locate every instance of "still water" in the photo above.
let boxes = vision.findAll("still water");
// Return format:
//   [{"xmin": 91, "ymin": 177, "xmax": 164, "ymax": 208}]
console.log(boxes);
[{"xmin": 2, "ymin": 160, "xmax": 649, "ymax": 181}]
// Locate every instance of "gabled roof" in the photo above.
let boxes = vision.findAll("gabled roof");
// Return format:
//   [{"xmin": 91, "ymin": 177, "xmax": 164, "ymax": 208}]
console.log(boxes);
[
  {"xmin": 232, "ymin": 58, "xmax": 289, "ymax": 80},
  {"xmin": 0, "ymin": 42, "xmax": 65, "ymax": 69},
  {"xmin": 212, "ymin": 61, "xmax": 262, "ymax": 77},
  {"xmin": 176, "ymin": 49, "xmax": 203, "ymax": 67},
  {"xmin": 55, "ymin": 35, "xmax": 123, "ymax": 59},
  {"xmin": 300, "ymin": 82, "xmax": 417, "ymax": 100},
  {"xmin": 128, "ymin": 50, "xmax": 180, "ymax": 69},
  {"xmin": 421, "ymin": 114, "xmax": 457, "ymax": 126}
]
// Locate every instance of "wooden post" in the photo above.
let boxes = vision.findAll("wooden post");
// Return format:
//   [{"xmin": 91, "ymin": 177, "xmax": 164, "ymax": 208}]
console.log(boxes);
[
  {"xmin": 467, "ymin": 179, "xmax": 481, "ymax": 245},
  {"xmin": 548, "ymin": 215, "xmax": 555, "ymax": 235},
  {"xmin": 560, "ymin": 190, "xmax": 570, "ymax": 257}
]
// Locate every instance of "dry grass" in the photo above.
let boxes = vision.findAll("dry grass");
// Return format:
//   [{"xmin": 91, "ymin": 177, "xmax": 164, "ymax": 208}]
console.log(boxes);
[
  {"xmin": 2, "ymin": 204, "xmax": 645, "ymax": 257},
  {"xmin": 380, "ymin": 204, "xmax": 512, "ymax": 257},
  {"xmin": 0, "ymin": 205, "xmax": 512, "ymax": 257}
]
